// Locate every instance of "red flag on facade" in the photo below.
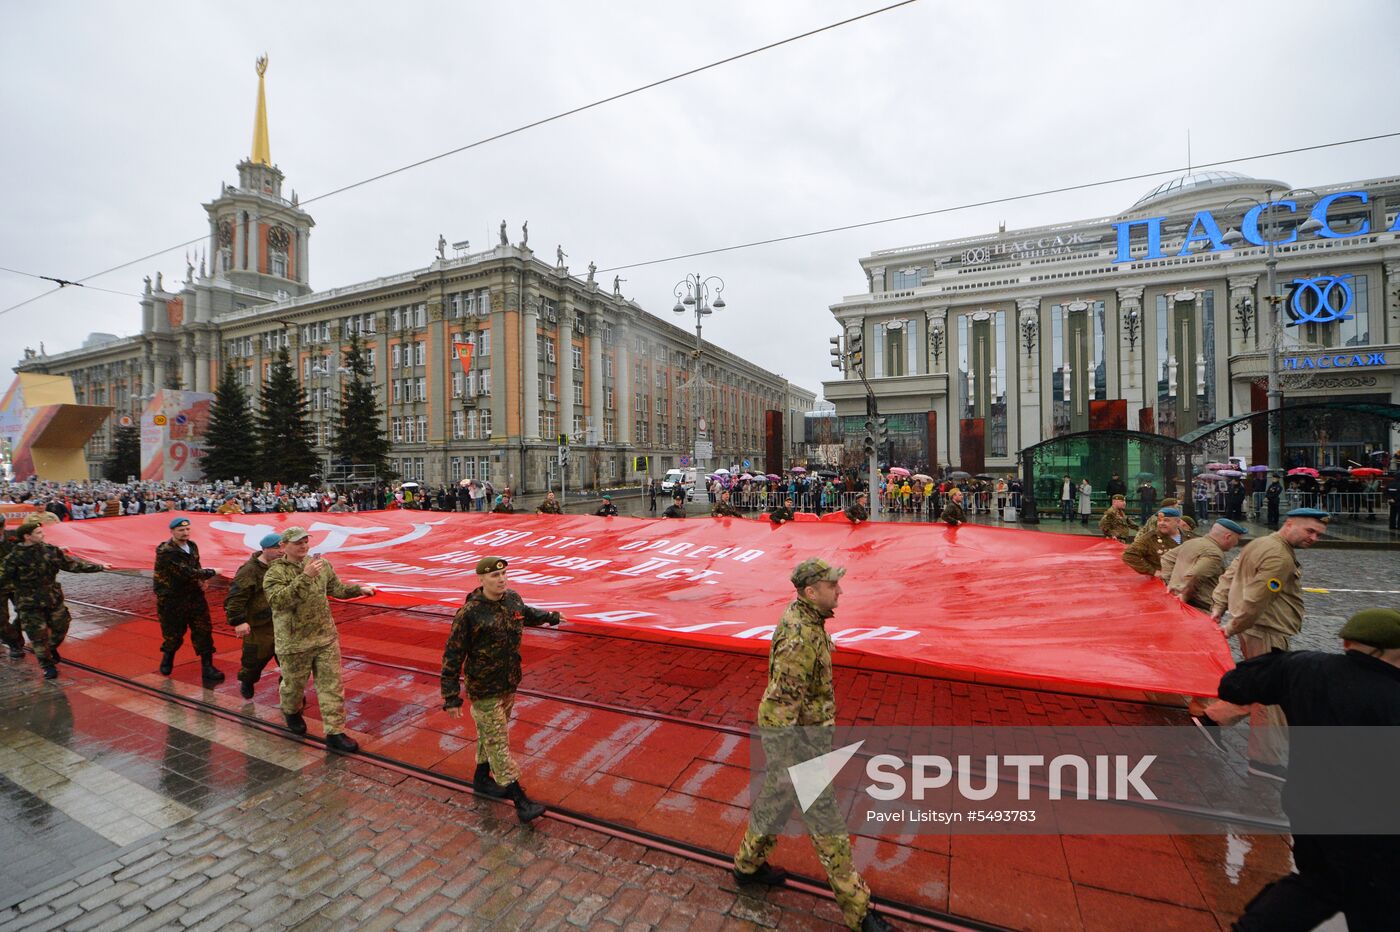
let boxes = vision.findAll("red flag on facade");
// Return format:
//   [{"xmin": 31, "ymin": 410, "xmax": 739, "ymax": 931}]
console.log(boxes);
[{"xmin": 452, "ymin": 342, "xmax": 474, "ymax": 376}]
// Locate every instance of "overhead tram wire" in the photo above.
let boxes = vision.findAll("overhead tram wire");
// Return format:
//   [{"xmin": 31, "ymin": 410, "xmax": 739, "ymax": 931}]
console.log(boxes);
[
  {"xmin": 0, "ymin": 0, "xmax": 922, "ymax": 320},
  {"xmin": 597, "ymin": 128, "xmax": 1400, "ymax": 272},
  {"xmin": 6, "ymin": 127, "xmax": 1398, "ymax": 326},
  {"xmin": 0, "ymin": 264, "xmax": 142, "ymax": 315}
]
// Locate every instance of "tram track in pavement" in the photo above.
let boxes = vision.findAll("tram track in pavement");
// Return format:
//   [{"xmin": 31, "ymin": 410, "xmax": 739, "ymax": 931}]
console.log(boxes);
[{"xmin": 40, "ymin": 643, "xmax": 998, "ymax": 932}]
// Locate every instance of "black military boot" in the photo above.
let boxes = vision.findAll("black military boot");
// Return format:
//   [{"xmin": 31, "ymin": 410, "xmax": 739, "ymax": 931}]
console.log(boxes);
[
  {"xmin": 325, "ymin": 733, "xmax": 359, "ymax": 753},
  {"xmin": 49, "ymin": 647, "xmax": 62, "ymax": 665},
  {"xmin": 502, "ymin": 782, "xmax": 545, "ymax": 824},
  {"xmin": 732, "ymin": 862, "xmax": 788, "ymax": 887},
  {"xmin": 159, "ymin": 650, "xmax": 175, "ymax": 675},
  {"xmin": 283, "ymin": 712, "xmax": 307, "ymax": 734},
  {"xmin": 8, "ymin": 645, "xmax": 25, "ymax": 660},
  {"xmin": 42, "ymin": 664, "xmax": 59, "ymax": 680},
  {"xmin": 239, "ymin": 679, "xmax": 255, "ymax": 700},
  {"xmin": 200, "ymin": 655, "xmax": 225, "ymax": 685},
  {"xmin": 472, "ymin": 762, "xmax": 507, "ymax": 798},
  {"xmin": 860, "ymin": 910, "xmax": 895, "ymax": 931}
]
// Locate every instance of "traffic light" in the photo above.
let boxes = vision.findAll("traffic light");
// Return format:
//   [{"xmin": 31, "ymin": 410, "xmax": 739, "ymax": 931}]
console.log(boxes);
[
  {"xmin": 829, "ymin": 335, "xmax": 843, "ymax": 369},
  {"xmin": 848, "ymin": 330, "xmax": 864, "ymax": 369},
  {"xmin": 862, "ymin": 418, "xmax": 877, "ymax": 457},
  {"xmin": 875, "ymin": 416, "xmax": 890, "ymax": 447},
  {"xmin": 632, "ymin": 455, "xmax": 649, "ymax": 473}
]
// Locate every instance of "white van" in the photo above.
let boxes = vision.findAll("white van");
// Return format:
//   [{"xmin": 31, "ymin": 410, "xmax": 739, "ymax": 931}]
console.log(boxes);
[{"xmin": 660, "ymin": 468, "xmax": 699, "ymax": 500}]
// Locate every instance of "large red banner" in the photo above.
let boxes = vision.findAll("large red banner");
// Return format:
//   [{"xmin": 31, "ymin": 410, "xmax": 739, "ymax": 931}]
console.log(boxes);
[{"xmin": 45, "ymin": 512, "xmax": 1233, "ymax": 697}]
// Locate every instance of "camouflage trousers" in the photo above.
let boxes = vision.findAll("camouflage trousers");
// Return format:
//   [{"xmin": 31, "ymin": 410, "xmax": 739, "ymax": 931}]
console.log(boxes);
[
  {"xmin": 279, "ymin": 641, "xmax": 346, "ymax": 735},
  {"xmin": 14, "ymin": 606, "xmax": 72, "ymax": 666},
  {"xmin": 236, "ymin": 631, "xmax": 277, "ymax": 686},
  {"xmin": 157, "ymin": 595, "xmax": 214, "ymax": 657},
  {"xmin": 734, "ymin": 733, "xmax": 871, "ymax": 930},
  {"xmin": 471, "ymin": 692, "xmax": 520, "ymax": 785}
]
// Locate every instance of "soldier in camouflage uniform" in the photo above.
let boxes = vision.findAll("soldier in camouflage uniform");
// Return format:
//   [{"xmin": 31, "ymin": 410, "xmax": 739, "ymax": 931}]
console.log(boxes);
[
  {"xmin": 263, "ymin": 526, "xmax": 376, "ymax": 753},
  {"xmin": 0, "ymin": 520, "xmax": 108, "ymax": 679},
  {"xmin": 843, "ymin": 493, "xmax": 869, "ymax": 524},
  {"xmin": 440, "ymin": 556, "xmax": 561, "ymax": 824},
  {"xmin": 1122, "ymin": 508, "xmax": 1193, "ymax": 577},
  {"xmin": 733, "ymin": 558, "xmax": 894, "ymax": 932},
  {"xmin": 0, "ymin": 515, "xmax": 22, "ymax": 659},
  {"xmin": 153, "ymin": 517, "xmax": 224, "ymax": 686},
  {"xmin": 711, "ymin": 490, "xmax": 742, "ymax": 518},
  {"xmin": 224, "ymin": 533, "xmax": 284, "ymax": 700},
  {"xmin": 536, "ymin": 492, "xmax": 563, "ymax": 514},
  {"xmin": 768, "ymin": 498, "xmax": 796, "ymax": 525},
  {"xmin": 1098, "ymin": 494, "xmax": 1139, "ymax": 542}
]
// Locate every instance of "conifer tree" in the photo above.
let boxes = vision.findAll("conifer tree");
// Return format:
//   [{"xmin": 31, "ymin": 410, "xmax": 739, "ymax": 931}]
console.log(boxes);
[
  {"xmin": 201, "ymin": 363, "xmax": 259, "ymax": 482},
  {"xmin": 256, "ymin": 348, "xmax": 319, "ymax": 484},
  {"xmin": 102, "ymin": 424, "xmax": 142, "ymax": 481},
  {"xmin": 331, "ymin": 332, "xmax": 389, "ymax": 477}
]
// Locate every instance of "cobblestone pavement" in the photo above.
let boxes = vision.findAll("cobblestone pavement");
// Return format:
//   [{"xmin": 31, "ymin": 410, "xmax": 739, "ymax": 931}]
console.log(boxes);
[{"xmin": 0, "ymin": 662, "xmax": 850, "ymax": 931}]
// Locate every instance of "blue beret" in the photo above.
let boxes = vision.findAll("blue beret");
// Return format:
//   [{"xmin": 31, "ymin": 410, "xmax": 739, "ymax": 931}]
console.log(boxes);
[
  {"xmin": 259, "ymin": 533, "xmax": 283, "ymax": 549},
  {"xmin": 1286, "ymin": 507, "xmax": 1330, "ymax": 520},
  {"xmin": 169, "ymin": 517, "xmax": 190, "ymax": 529},
  {"xmin": 1215, "ymin": 518, "xmax": 1248, "ymax": 535},
  {"xmin": 1159, "ymin": 508, "xmax": 1182, "ymax": 517}
]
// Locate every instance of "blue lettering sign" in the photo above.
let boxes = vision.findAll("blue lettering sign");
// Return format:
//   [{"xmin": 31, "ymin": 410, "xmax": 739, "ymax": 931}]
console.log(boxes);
[
  {"xmin": 1281, "ymin": 352, "xmax": 1386, "ymax": 369},
  {"xmin": 1113, "ymin": 190, "xmax": 1377, "ymax": 263}
]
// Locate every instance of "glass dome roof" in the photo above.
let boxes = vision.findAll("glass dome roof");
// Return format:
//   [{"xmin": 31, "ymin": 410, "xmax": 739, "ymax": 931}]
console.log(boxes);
[{"xmin": 1131, "ymin": 170, "xmax": 1257, "ymax": 208}]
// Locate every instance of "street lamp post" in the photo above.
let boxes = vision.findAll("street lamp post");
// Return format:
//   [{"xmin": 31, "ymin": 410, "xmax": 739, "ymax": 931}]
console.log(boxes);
[
  {"xmin": 673, "ymin": 273, "xmax": 726, "ymax": 475},
  {"xmin": 1222, "ymin": 190, "xmax": 1321, "ymax": 474}
]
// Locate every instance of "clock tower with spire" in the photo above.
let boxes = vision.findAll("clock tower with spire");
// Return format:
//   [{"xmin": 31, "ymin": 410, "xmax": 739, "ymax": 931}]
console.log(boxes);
[{"xmin": 203, "ymin": 54, "xmax": 314, "ymax": 298}]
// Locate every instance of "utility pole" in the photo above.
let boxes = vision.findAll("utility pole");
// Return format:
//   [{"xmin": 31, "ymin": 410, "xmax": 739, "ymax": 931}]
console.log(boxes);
[{"xmin": 833, "ymin": 325, "xmax": 881, "ymax": 521}]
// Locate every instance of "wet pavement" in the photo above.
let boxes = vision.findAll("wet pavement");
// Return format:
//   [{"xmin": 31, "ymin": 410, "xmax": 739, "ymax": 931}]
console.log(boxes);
[{"xmin": 10, "ymin": 568, "xmax": 1386, "ymax": 929}]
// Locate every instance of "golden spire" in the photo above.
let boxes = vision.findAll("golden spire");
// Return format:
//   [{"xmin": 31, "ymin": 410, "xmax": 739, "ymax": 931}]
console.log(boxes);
[{"xmin": 250, "ymin": 54, "xmax": 271, "ymax": 166}]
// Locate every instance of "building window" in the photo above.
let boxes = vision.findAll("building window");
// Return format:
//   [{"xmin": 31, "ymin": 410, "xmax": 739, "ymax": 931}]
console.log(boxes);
[
  {"xmin": 479, "ymin": 368, "xmax": 491, "ymax": 395},
  {"xmin": 390, "ymin": 308, "xmax": 401, "ymax": 330},
  {"xmin": 414, "ymin": 304, "xmax": 426, "ymax": 328},
  {"xmin": 545, "ymin": 375, "xmax": 556, "ymax": 400},
  {"xmin": 604, "ymin": 418, "xmax": 615, "ymax": 442},
  {"xmin": 416, "ymin": 415, "xmax": 427, "ymax": 441},
  {"xmin": 391, "ymin": 344, "xmax": 401, "ymax": 369},
  {"xmin": 416, "ymin": 378, "xmax": 426, "ymax": 401},
  {"xmin": 451, "ymin": 410, "xmax": 464, "ymax": 439},
  {"xmin": 890, "ymin": 267, "xmax": 924, "ymax": 289},
  {"xmin": 479, "ymin": 457, "xmax": 491, "ymax": 483},
  {"xmin": 478, "ymin": 330, "xmax": 491, "ymax": 356},
  {"xmin": 414, "ymin": 342, "xmax": 426, "ymax": 367},
  {"xmin": 573, "ymin": 414, "xmax": 584, "ymax": 438},
  {"xmin": 605, "ymin": 388, "xmax": 614, "ymax": 410},
  {"xmin": 481, "ymin": 408, "xmax": 492, "ymax": 438},
  {"xmin": 572, "ymin": 379, "xmax": 583, "ymax": 405},
  {"xmin": 392, "ymin": 417, "xmax": 403, "ymax": 442},
  {"xmin": 572, "ymin": 345, "xmax": 582, "ymax": 370}
]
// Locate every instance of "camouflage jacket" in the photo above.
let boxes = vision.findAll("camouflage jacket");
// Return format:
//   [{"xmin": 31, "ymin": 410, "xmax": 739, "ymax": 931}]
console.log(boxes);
[
  {"xmin": 663, "ymin": 503, "xmax": 686, "ymax": 519},
  {"xmin": 595, "ymin": 503, "xmax": 619, "ymax": 516},
  {"xmin": 0, "ymin": 542, "xmax": 104, "ymax": 615},
  {"xmin": 224, "ymin": 551, "xmax": 274, "ymax": 642},
  {"xmin": 263, "ymin": 557, "xmax": 366, "ymax": 653},
  {"xmin": 492, "ymin": 501, "xmax": 516, "ymax": 514},
  {"xmin": 941, "ymin": 501, "xmax": 965, "ymax": 525},
  {"xmin": 844, "ymin": 503, "xmax": 868, "ymax": 524},
  {"xmin": 756, "ymin": 597, "xmax": 836, "ymax": 728},
  {"xmin": 153, "ymin": 539, "xmax": 217, "ymax": 603},
  {"xmin": 711, "ymin": 501, "xmax": 742, "ymax": 518},
  {"xmin": 536, "ymin": 500, "xmax": 562, "ymax": 514},
  {"xmin": 440, "ymin": 588, "xmax": 558, "ymax": 706},
  {"xmin": 768, "ymin": 505, "xmax": 794, "ymax": 525}
]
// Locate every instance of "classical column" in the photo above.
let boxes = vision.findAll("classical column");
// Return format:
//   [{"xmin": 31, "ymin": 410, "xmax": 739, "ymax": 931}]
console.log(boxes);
[
  {"xmin": 1384, "ymin": 261, "xmax": 1400, "ymax": 344},
  {"xmin": 195, "ymin": 334, "xmax": 212, "ymax": 393},
  {"xmin": 181, "ymin": 336, "xmax": 197, "ymax": 391},
  {"xmin": 1015, "ymin": 298, "xmax": 1042, "ymax": 448},
  {"xmin": 925, "ymin": 307, "xmax": 948, "ymax": 374},
  {"xmin": 297, "ymin": 227, "xmax": 309, "ymax": 284},
  {"xmin": 1227, "ymin": 276, "xmax": 1259, "ymax": 354},
  {"xmin": 152, "ymin": 350, "xmax": 167, "ymax": 393},
  {"xmin": 615, "ymin": 319, "xmax": 632, "ymax": 445},
  {"xmin": 1115, "ymin": 286, "xmax": 1145, "ymax": 423},
  {"xmin": 558, "ymin": 299, "xmax": 576, "ymax": 442},
  {"xmin": 521, "ymin": 289, "xmax": 540, "ymax": 441},
  {"xmin": 587, "ymin": 311, "xmax": 605, "ymax": 445},
  {"xmin": 426, "ymin": 297, "xmax": 446, "ymax": 441},
  {"xmin": 490, "ymin": 291, "xmax": 507, "ymax": 438}
]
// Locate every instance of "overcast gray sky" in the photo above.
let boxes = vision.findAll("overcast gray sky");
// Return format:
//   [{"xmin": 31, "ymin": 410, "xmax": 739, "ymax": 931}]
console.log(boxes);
[{"xmin": 3, "ymin": 0, "xmax": 1398, "ymax": 399}]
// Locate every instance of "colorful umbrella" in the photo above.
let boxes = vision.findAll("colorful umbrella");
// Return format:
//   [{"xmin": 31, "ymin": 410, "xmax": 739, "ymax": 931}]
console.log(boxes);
[
  {"xmin": 1195, "ymin": 472, "xmax": 1222, "ymax": 482},
  {"xmin": 1247, "ymin": 465, "xmax": 1271, "ymax": 472},
  {"xmin": 888, "ymin": 467, "xmax": 911, "ymax": 477},
  {"xmin": 949, "ymin": 471, "xmax": 971, "ymax": 479},
  {"xmin": 1218, "ymin": 469, "xmax": 1245, "ymax": 478},
  {"xmin": 788, "ymin": 466, "xmax": 806, "ymax": 474},
  {"xmin": 1319, "ymin": 466, "xmax": 1350, "ymax": 477},
  {"xmin": 1350, "ymin": 467, "xmax": 1383, "ymax": 478},
  {"xmin": 712, "ymin": 467, "xmax": 730, "ymax": 475},
  {"xmin": 765, "ymin": 473, "xmax": 780, "ymax": 480},
  {"xmin": 1287, "ymin": 467, "xmax": 1320, "ymax": 478},
  {"xmin": 1205, "ymin": 462, "xmax": 1231, "ymax": 471},
  {"xmin": 912, "ymin": 473, "xmax": 933, "ymax": 483}
]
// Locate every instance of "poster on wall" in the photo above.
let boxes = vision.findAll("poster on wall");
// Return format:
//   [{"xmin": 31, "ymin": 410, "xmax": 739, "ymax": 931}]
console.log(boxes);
[{"xmin": 140, "ymin": 390, "xmax": 215, "ymax": 482}]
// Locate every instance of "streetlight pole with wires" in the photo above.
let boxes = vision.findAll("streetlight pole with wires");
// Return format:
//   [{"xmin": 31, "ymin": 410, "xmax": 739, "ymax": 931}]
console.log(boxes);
[{"xmin": 672, "ymin": 273, "xmax": 726, "ymax": 476}]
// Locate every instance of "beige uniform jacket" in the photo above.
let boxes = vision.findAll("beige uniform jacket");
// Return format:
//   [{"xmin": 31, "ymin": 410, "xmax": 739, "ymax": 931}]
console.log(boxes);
[
  {"xmin": 1211, "ymin": 532, "xmax": 1303, "ymax": 638},
  {"xmin": 1165, "ymin": 536, "xmax": 1226, "ymax": 610},
  {"xmin": 263, "ymin": 556, "xmax": 367, "ymax": 653}
]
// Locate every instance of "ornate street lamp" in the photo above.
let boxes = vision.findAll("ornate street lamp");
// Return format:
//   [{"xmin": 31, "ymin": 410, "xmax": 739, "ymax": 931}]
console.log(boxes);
[{"xmin": 672, "ymin": 273, "xmax": 727, "ymax": 473}]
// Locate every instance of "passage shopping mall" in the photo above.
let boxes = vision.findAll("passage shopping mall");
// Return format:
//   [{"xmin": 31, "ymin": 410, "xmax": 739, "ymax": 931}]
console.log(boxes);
[
  {"xmin": 11, "ymin": 64, "xmax": 814, "ymax": 488},
  {"xmin": 824, "ymin": 170, "xmax": 1400, "ymax": 472}
]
